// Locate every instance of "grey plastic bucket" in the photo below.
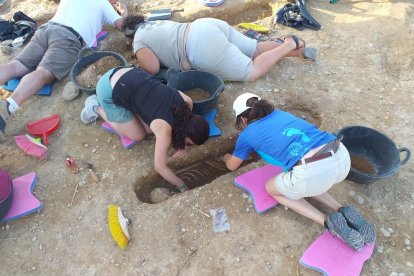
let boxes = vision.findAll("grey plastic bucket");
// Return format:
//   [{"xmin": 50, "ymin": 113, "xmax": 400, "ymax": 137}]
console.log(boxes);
[
  {"xmin": 70, "ymin": 47, "xmax": 128, "ymax": 95},
  {"xmin": 337, "ymin": 126, "xmax": 410, "ymax": 184},
  {"xmin": 167, "ymin": 70, "xmax": 224, "ymax": 115}
]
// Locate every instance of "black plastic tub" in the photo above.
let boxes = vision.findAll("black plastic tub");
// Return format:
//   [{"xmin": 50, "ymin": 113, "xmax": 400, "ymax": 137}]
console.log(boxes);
[
  {"xmin": 70, "ymin": 47, "xmax": 128, "ymax": 95},
  {"xmin": 337, "ymin": 126, "xmax": 410, "ymax": 184},
  {"xmin": 167, "ymin": 70, "xmax": 224, "ymax": 115}
]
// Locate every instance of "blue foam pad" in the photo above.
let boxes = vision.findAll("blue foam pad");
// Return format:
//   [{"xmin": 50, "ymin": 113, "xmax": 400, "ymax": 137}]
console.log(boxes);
[
  {"xmin": 203, "ymin": 109, "xmax": 221, "ymax": 137},
  {"xmin": 2, "ymin": 78, "xmax": 52, "ymax": 96}
]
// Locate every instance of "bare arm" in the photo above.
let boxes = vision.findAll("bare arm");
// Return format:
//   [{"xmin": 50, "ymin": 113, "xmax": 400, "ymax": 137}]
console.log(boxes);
[
  {"xmin": 223, "ymin": 153, "xmax": 244, "ymax": 171},
  {"xmin": 151, "ymin": 120, "xmax": 184, "ymax": 187},
  {"xmin": 113, "ymin": 2, "xmax": 128, "ymax": 31},
  {"xmin": 135, "ymin": 48, "xmax": 161, "ymax": 75},
  {"xmin": 178, "ymin": 90, "xmax": 193, "ymax": 110}
]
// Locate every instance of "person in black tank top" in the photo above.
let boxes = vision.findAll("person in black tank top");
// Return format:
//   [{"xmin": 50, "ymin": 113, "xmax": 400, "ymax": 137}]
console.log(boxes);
[{"xmin": 80, "ymin": 67, "xmax": 210, "ymax": 192}]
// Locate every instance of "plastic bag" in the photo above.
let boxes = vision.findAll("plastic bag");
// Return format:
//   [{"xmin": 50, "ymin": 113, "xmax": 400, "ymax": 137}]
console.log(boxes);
[{"xmin": 210, "ymin": 207, "xmax": 231, "ymax": 233}]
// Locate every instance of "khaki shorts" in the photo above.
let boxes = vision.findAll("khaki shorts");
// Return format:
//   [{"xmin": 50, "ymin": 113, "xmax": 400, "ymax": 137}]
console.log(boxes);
[
  {"xmin": 15, "ymin": 23, "xmax": 82, "ymax": 80},
  {"xmin": 275, "ymin": 143, "xmax": 351, "ymax": 200}
]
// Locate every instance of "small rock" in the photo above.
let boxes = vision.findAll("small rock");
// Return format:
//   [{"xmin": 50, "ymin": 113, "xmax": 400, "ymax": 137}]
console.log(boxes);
[
  {"xmin": 348, "ymin": 190, "xmax": 356, "ymax": 197},
  {"xmin": 404, "ymin": 238, "xmax": 411, "ymax": 246},
  {"xmin": 181, "ymin": 228, "xmax": 186, "ymax": 233},
  {"xmin": 107, "ymin": 138, "xmax": 112, "ymax": 143},
  {"xmin": 406, "ymin": 246, "xmax": 411, "ymax": 251},
  {"xmin": 389, "ymin": 273, "xmax": 398, "ymax": 276},
  {"xmin": 83, "ymin": 143, "xmax": 89, "ymax": 148},
  {"xmin": 239, "ymin": 246, "xmax": 245, "ymax": 251},
  {"xmin": 407, "ymin": 262, "xmax": 413, "ymax": 268},
  {"xmin": 388, "ymin": 228, "xmax": 394, "ymax": 234},
  {"xmin": 228, "ymin": 193, "xmax": 232, "ymax": 198},
  {"xmin": 356, "ymin": 195, "xmax": 365, "ymax": 205},
  {"xmin": 380, "ymin": 228, "xmax": 391, "ymax": 237},
  {"xmin": 236, "ymin": 257, "xmax": 240, "ymax": 262},
  {"xmin": 410, "ymin": 193, "xmax": 414, "ymax": 201},
  {"xmin": 245, "ymin": 208, "xmax": 250, "ymax": 213},
  {"xmin": 92, "ymin": 148, "xmax": 98, "ymax": 153},
  {"xmin": 290, "ymin": 75, "xmax": 295, "ymax": 80},
  {"xmin": 62, "ymin": 82, "xmax": 79, "ymax": 101},
  {"xmin": 39, "ymin": 244, "xmax": 43, "ymax": 250},
  {"xmin": 149, "ymin": 187, "xmax": 173, "ymax": 204},
  {"xmin": 6, "ymin": 225, "xmax": 9, "ymax": 230},
  {"xmin": 31, "ymin": 267, "xmax": 36, "ymax": 271},
  {"xmin": 112, "ymin": 145, "xmax": 118, "ymax": 150},
  {"xmin": 78, "ymin": 216, "xmax": 83, "ymax": 221},
  {"xmin": 32, "ymin": 237, "xmax": 37, "ymax": 242},
  {"xmin": 377, "ymin": 246, "xmax": 384, "ymax": 253},
  {"xmin": 242, "ymin": 193, "xmax": 249, "ymax": 199},
  {"xmin": 273, "ymin": 89, "xmax": 279, "ymax": 93}
]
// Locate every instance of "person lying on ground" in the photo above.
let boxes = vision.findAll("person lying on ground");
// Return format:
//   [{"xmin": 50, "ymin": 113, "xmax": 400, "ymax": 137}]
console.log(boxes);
[
  {"xmin": 80, "ymin": 66, "xmax": 210, "ymax": 192},
  {"xmin": 0, "ymin": 0, "xmax": 128, "ymax": 139},
  {"xmin": 223, "ymin": 93, "xmax": 376, "ymax": 251},
  {"xmin": 123, "ymin": 16, "xmax": 314, "ymax": 82}
]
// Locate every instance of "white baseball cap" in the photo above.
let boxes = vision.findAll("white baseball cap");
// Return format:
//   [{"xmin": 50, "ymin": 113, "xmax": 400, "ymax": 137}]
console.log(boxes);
[{"xmin": 233, "ymin": 93, "xmax": 261, "ymax": 117}]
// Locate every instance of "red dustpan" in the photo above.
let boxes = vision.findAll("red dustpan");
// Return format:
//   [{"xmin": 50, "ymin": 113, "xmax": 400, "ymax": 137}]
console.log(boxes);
[{"xmin": 26, "ymin": 114, "xmax": 60, "ymax": 145}]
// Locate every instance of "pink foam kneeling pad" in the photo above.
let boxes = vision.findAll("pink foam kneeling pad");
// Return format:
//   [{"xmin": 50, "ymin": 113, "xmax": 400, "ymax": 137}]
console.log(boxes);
[
  {"xmin": 0, "ymin": 172, "xmax": 42, "ymax": 222},
  {"xmin": 101, "ymin": 122, "xmax": 138, "ymax": 149},
  {"xmin": 234, "ymin": 164, "xmax": 282, "ymax": 214},
  {"xmin": 300, "ymin": 231, "xmax": 375, "ymax": 276}
]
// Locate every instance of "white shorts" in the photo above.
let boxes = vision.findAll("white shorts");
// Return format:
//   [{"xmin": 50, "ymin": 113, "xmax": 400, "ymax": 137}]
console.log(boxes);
[
  {"xmin": 275, "ymin": 143, "xmax": 351, "ymax": 200},
  {"xmin": 186, "ymin": 18, "xmax": 257, "ymax": 81}
]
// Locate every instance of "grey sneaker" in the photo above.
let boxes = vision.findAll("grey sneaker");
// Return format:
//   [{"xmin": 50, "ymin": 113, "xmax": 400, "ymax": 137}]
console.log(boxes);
[
  {"xmin": 339, "ymin": 206, "xmax": 376, "ymax": 245},
  {"xmin": 80, "ymin": 95, "xmax": 99, "ymax": 124},
  {"xmin": 325, "ymin": 212, "xmax": 364, "ymax": 251},
  {"xmin": 0, "ymin": 99, "xmax": 11, "ymax": 139}
]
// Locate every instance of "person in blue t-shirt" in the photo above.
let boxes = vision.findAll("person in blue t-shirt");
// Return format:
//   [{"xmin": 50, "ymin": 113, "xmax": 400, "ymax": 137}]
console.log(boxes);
[{"xmin": 224, "ymin": 93, "xmax": 375, "ymax": 251}]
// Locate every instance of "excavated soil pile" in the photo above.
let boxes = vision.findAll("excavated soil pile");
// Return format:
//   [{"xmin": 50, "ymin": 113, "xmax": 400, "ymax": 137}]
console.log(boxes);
[{"xmin": 76, "ymin": 56, "xmax": 123, "ymax": 89}]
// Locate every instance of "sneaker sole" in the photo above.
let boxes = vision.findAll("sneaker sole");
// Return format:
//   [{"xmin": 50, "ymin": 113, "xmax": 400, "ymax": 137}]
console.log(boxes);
[
  {"xmin": 340, "ymin": 207, "xmax": 376, "ymax": 245},
  {"xmin": 326, "ymin": 213, "xmax": 364, "ymax": 251}
]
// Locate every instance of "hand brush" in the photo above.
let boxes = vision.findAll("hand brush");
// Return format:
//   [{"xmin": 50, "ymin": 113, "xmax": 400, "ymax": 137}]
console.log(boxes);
[
  {"xmin": 14, "ymin": 134, "xmax": 47, "ymax": 159},
  {"xmin": 108, "ymin": 204, "xmax": 130, "ymax": 249}
]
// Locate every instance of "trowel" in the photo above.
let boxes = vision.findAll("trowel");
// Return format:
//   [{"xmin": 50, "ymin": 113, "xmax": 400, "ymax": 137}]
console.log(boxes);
[{"xmin": 148, "ymin": 8, "xmax": 184, "ymax": 21}]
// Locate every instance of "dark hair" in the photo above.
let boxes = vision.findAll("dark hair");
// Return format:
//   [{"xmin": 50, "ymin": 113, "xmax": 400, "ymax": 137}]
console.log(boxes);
[
  {"xmin": 122, "ymin": 14, "xmax": 145, "ymax": 31},
  {"xmin": 235, "ymin": 97, "xmax": 274, "ymax": 129},
  {"xmin": 171, "ymin": 106, "xmax": 210, "ymax": 149}
]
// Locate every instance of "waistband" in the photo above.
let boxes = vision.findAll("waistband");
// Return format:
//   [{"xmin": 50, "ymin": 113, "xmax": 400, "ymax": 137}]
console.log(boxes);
[
  {"xmin": 295, "ymin": 139, "xmax": 340, "ymax": 167},
  {"xmin": 47, "ymin": 22, "xmax": 85, "ymax": 46}
]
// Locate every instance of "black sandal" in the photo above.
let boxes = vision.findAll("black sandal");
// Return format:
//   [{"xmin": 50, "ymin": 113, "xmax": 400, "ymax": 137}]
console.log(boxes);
[{"xmin": 283, "ymin": 35, "xmax": 306, "ymax": 49}]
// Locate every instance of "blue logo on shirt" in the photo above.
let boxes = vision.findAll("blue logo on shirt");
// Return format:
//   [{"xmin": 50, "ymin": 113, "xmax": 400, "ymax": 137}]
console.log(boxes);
[
  {"xmin": 282, "ymin": 128, "xmax": 310, "ymax": 142},
  {"xmin": 282, "ymin": 128, "xmax": 310, "ymax": 157}
]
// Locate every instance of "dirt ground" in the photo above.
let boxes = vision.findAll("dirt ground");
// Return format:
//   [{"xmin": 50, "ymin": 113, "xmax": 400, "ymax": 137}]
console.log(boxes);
[{"xmin": 1, "ymin": 0, "xmax": 414, "ymax": 275}]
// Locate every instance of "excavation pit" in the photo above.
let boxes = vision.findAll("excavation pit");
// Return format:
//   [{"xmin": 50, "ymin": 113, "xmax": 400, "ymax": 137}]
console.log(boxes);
[{"xmin": 135, "ymin": 151, "xmax": 259, "ymax": 204}]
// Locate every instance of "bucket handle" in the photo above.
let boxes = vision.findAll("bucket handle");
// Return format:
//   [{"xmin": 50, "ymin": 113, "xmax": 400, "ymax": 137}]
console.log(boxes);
[
  {"xmin": 398, "ymin": 147, "xmax": 410, "ymax": 165},
  {"xmin": 211, "ymin": 83, "xmax": 225, "ymax": 99},
  {"xmin": 77, "ymin": 47, "xmax": 95, "ymax": 60}
]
